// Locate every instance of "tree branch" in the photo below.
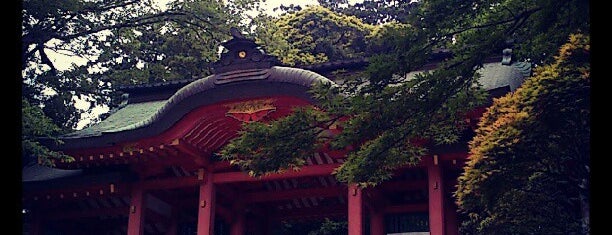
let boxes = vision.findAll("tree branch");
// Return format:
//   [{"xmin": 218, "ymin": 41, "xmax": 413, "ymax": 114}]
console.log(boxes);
[
  {"xmin": 53, "ymin": 11, "xmax": 187, "ymax": 42},
  {"xmin": 423, "ymin": 7, "xmax": 543, "ymax": 51},
  {"xmin": 37, "ymin": 44, "xmax": 57, "ymax": 74},
  {"xmin": 81, "ymin": 0, "xmax": 142, "ymax": 14}
]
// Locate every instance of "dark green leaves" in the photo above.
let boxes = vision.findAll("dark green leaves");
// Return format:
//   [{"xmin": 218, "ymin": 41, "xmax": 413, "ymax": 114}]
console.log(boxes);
[
  {"xmin": 22, "ymin": 99, "xmax": 74, "ymax": 167},
  {"xmin": 220, "ymin": 107, "xmax": 332, "ymax": 177}
]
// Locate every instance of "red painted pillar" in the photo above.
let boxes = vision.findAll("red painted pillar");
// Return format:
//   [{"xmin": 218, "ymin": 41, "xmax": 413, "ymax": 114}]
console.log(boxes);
[
  {"xmin": 128, "ymin": 185, "xmax": 146, "ymax": 235},
  {"xmin": 427, "ymin": 155, "xmax": 445, "ymax": 235},
  {"xmin": 370, "ymin": 209, "xmax": 385, "ymax": 235},
  {"xmin": 197, "ymin": 168, "xmax": 215, "ymax": 235},
  {"xmin": 348, "ymin": 184, "xmax": 363, "ymax": 235}
]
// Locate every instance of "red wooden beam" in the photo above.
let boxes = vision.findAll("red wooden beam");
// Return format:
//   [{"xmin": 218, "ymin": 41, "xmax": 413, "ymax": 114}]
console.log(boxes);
[
  {"xmin": 23, "ymin": 183, "xmax": 128, "ymax": 203},
  {"xmin": 244, "ymin": 186, "xmax": 345, "ymax": 202},
  {"xmin": 136, "ymin": 163, "xmax": 338, "ymax": 191},
  {"xmin": 213, "ymin": 163, "xmax": 340, "ymax": 184},
  {"xmin": 170, "ymin": 138, "xmax": 207, "ymax": 166},
  {"xmin": 141, "ymin": 168, "xmax": 310, "ymax": 192},
  {"xmin": 59, "ymin": 142, "xmax": 178, "ymax": 168},
  {"xmin": 140, "ymin": 176, "xmax": 200, "ymax": 190}
]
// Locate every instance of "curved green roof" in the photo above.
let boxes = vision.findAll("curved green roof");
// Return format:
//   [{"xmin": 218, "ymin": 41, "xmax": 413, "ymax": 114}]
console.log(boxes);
[{"xmin": 61, "ymin": 66, "xmax": 333, "ymax": 140}]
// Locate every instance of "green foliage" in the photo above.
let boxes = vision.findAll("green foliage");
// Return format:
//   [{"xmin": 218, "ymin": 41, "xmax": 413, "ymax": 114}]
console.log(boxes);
[
  {"xmin": 307, "ymin": 218, "xmax": 348, "ymax": 235},
  {"xmin": 22, "ymin": 0, "xmax": 257, "ymax": 164},
  {"xmin": 456, "ymin": 34, "xmax": 590, "ymax": 234},
  {"xmin": 260, "ymin": 6, "xmax": 375, "ymax": 66},
  {"xmin": 318, "ymin": 0, "xmax": 419, "ymax": 24},
  {"xmin": 22, "ymin": 0, "xmax": 170, "ymax": 129},
  {"xmin": 22, "ymin": 99, "xmax": 74, "ymax": 167},
  {"xmin": 221, "ymin": 0, "xmax": 590, "ymax": 190},
  {"xmin": 22, "ymin": 0, "xmax": 257, "ymax": 127},
  {"xmin": 96, "ymin": 0, "xmax": 244, "ymax": 87},
  {"xmin": 416, "ymin": 0, "xmax": 590, "ymax": 65},
  {"xmin": 274, "ymin": 218, "xmax": 347, "ymax": 235},
  {"xmin": 219, "ymin": 107, "xmax": 332, "ymax": 177}
]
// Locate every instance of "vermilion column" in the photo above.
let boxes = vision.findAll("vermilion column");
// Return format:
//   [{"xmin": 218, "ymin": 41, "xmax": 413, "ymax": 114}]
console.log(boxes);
[
  {"xmin": 128, "ymin": 185, "xmax": 145, "ymax": 235},
  {"xmin": 370, "ymin": 209, "xmax": 385, "ymax": 235},
  {"xmin": 348, "ymin": 184, "xmax": 363, "ymax": 235},
  {"xmin": 197, "ymin": 168, "xmax": 216, "ymax": 235},
  {"xmin": 428, "ymin": 155, "xmax": 445, "ymax": 235}
]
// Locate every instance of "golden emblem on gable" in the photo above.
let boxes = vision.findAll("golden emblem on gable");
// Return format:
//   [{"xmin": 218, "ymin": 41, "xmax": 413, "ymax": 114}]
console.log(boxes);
[{"xmin": 225, "ymin": 99, "xmax": 276, "ymax": 122}]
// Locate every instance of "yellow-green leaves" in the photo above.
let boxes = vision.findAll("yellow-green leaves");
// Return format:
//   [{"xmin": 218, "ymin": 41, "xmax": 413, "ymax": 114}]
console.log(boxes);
[{"xmin": 456, "ymin": 34, "xmax": 590, "ymax": 234}]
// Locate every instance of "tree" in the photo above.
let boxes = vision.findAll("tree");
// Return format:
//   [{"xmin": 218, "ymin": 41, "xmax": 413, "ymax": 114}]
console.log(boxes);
[
  {"xmin": 92, "ymin": 0, "xmax": 250, "ymax": 87},
  {"xmin": 220, "ymin": 0, "xmax": 589, "ymax": 187},
  {"xmin": 21, "ymin": 0, "xmax": 257, "ymax": 165},
  {"xmin": 273, "ymin": 218, "xmax": 347, "ymax": 235},
  {"xmin": 22, "ymin": 0, "xmax": 179, "ymax": 130},
  {"xmin": 255, "ymin": 6, "xmax": 375, "ymax": 66},
  {"xmin": 22, "ymin": 98, "xmax": 73, "ymax": 167},
  {"xmin": 318, "ymin": 0, "xmax": 419, "ymax": 24},
  {"xmin": 455, "ymin": 34, "xmax": 590, "ymax": 234}
]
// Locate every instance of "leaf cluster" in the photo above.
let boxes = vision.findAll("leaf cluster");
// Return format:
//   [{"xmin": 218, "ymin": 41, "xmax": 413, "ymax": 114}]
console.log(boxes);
[{"xmin": 456, "ymin": 34, "xmax": 590, "ymax": 234}]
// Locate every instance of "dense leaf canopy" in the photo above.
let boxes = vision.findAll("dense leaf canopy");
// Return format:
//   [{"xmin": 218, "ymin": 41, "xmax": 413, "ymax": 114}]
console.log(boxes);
[
  {"xmin": 220, "ymin": 0, "xmax": 589, "ymax": 187},
  {"xmin": 21, "ymin": 0, "xmax": 257, "ymax": 165},
  {"xmin": 254, "ymin": 6, "xmax": 376, "ymax": 66},
  {"xmin": 456, "ymin": 34, "xmax": 590, "ymax": 234},
  {"xmin": 22, "ymin": 0, "xmax": 590, "ymax": 232}
]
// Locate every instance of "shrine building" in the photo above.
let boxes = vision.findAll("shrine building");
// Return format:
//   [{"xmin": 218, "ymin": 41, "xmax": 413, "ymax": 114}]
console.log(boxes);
[{"xmin": 22, "ymin": 35, "xmax": 531, "ymax": 235}]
